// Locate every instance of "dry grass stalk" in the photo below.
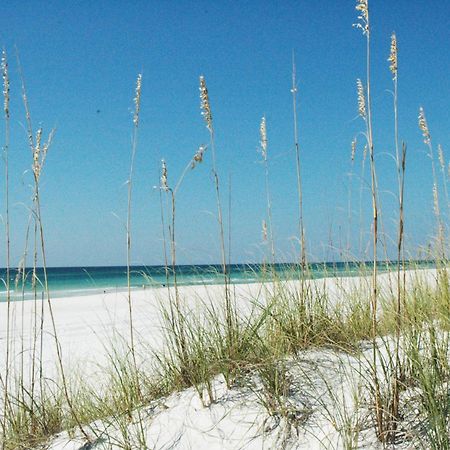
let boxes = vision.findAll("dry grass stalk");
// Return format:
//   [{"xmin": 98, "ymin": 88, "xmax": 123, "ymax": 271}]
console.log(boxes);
[
  {"xmin": 291, "ymin": 54, "xmax": 307, "ymax": 273},
  {"xmin": 198, "ymin": 75, "xmax": 233, "ymax": 345},
  {"xmin": 418, "ymin": 107, "xmax": 445, "ymax": 258},
  {"xmin": 260, "ymin": 116, "xmax": 275, "ymax": 265},
  {"xmin": 347, "ymin": 138, "xmax": 357, "ymax": 255},
  {"xmin": 354, "ymin": 0, "xmax": 384, "ymax": 439},
  {"xmin": 388, "ymin": 31, "xmax": 404, "ymax": 438},
  {"xmin": 126, "ymin": 73, "xmax": 143, "ymax": 400},
  {"xmin": 1, "ymin": 48, "xmax": 11, "ymax": 450},
  {"xmin": 437, "ymin": 145, "xmax": 450, "ymax": 219}
]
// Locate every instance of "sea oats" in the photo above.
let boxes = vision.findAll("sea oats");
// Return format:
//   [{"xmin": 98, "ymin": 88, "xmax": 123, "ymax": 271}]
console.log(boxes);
[
  {"xmin": 133, "ymin": 74, "xmax": 142, "ymax": 126},
  {"xmin": 438, "ymin": 144, "xmax": 445, "ymax": 170},
  {"xmin": 433, "ymin": 183, "xmax": 440, "ymax": 217},
  {"xmin": 363, "ymin": 144, "xmax": 368, "ymax": 162},
  {"xmin": 262, "ymin": 220, "xmax": 268, "ymax": 241},
  {"xmin": 33, "ymin": 128, "xmax": 43, "ymax": 179},
  {"xmin": 40, "ymin": 129, "xmax": 54, "ymax": 172},
  {"xmin": 418, "ymin": 107, "xmax": 430, "ymax": 145},
  {"xmin": 160, "ymin": 159, "xmax": 169, "ymax": 191},
  {"xmin": 354, "ymin": 0, "xmax": 369, "ymax": 35},
  {"xmin": 191, "ymin": 145, "xmax": 207, "ymax": 169},
  {"xmin": 388, "ymin": 33, "xmax": 397, "ymax": 79},
  {"xmin": 14, "ymin": 259, "xmax": 24, "ymax": 288},
  {"xmin": 351, "ymin": 138, "xmax": 357, "ymax": 161},
  {"xmin": 1, "ymin": 49, "xmax": 9, "ymax": 119},
  {"xmin": 199, "ymin": 76, "xmax": 212, "ymax": 131},
  {"xmin": 260, "ymin": 116, "xmax": 267, "ymax": 160},
  {"xmin": 356, "ymin": 79, "xmax": 366, "ymax": 118}
]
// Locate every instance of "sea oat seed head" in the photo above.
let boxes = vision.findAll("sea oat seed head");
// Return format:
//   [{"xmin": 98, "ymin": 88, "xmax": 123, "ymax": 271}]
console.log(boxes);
[
  {"xmin": 388, "ymin": 33, "xmax": 398, "ymax": 79},
  {"xmin": 356, "ymin": 79, "xmax": 366, "ymax": 118},
  {"xmin": 33, "ymin": 128, "xmax": 43, "ymax": 178},
  {"xmin": 363, "ymin": 144, "xmax": 368, "ymax": 161},
  {"xmin": 160, "ymin": 159, "xmax": 169, "ymax": 191},
  {"xmin": 14, "ymin": 259, "xmax": 25, "ymax": 288},
  {"xmin": 354, "ymin": 0, "xmax": 369, "ymax": 35},
  {"xmin": 260, "ymin": 116, "xmax": 267, "ymax": 160},
  {"xmin": 262, "ymin": 220, "xmax": 267, "ymax": 241},
  {"xmin": 1, "ymin": 52, "xmax": 10, "ymax": 120},
  {"xmin": 199, "ymin": 76, "xmax": 212, "ymax": 131},
  {"xmin": 351, "ymin": 138, "xmax": 357, "ymax": 161},
  {"xmin": 133, "ymin": 74, "xmax": 142, "ymax": 126},
  {"xmin": 192, "ymin": 145, "xmax": 207, "ymax": 169},
  {"xmin": 418, "ymin": 107, "xmax": 430, "ymax": 145},
  {"xmin": 438, "ymin": 145, "xmax": 445, "ymax": 170},
  {"xmin": 432, "ymin": 183, "xmax": 440, "ymax": 217},
  {"xmin": 1, "ymin": 50, "xmax": 9, "ymax": 119}
]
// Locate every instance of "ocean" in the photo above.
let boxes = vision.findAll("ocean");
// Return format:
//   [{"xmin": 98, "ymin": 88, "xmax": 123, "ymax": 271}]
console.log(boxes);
[{"xmin": 0, "ymin": 261, "xmax": 434, "ymax": 301}]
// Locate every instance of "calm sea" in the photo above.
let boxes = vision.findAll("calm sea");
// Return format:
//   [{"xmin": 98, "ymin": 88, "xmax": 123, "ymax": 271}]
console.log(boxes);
[{"xmin": 0, "ymin": 261, "xmax": 434, "ymax": 301}]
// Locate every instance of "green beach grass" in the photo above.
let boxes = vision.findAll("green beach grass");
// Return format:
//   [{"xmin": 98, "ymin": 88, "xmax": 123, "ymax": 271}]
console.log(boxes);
[{"xmin": 1, "ymin": 0, "xmax": 450, "ymax": 448}]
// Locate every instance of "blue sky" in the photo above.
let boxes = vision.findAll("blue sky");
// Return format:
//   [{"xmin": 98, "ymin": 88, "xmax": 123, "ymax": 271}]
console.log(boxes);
[{"xmin": 1, "ymin": 0, "xmax": 449, "ymax": 266}]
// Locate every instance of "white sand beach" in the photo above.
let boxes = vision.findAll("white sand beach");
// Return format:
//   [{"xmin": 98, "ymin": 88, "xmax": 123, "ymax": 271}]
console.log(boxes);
[
  {"xmin": 0, "ymin": 268, "xmax": 440, "ymax": 449},
  {"xmin": 1, "ymin": 269, "xmax": 431, "ymax": 379}
]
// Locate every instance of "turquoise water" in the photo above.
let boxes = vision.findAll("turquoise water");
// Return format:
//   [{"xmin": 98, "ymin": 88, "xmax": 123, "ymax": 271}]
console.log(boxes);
[{"xmin": 0, "ymin": 261, "xmax": 435, "ymax": 301}]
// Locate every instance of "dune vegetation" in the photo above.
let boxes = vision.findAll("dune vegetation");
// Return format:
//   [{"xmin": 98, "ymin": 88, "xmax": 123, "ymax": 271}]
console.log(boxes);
[{"xmin": 1, "ymin": 1, "xmax": 449, "ymax": 449}]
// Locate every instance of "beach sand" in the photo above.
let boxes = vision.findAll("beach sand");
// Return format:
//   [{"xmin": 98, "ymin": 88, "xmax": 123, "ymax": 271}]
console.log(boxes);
[{"xmin": 0, "ymin": 268, "xmax": 438, "ymax": 449}]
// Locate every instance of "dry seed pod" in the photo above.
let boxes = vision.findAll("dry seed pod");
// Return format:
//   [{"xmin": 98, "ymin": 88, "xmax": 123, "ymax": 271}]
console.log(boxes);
[
  {"xmin": 388, "ymin": 33, "xmax": 398, "ymax": 79},
  {"xmin": 433, "ymin": 183, "xmax": 440, "ymax": 217},
  {"xmin": 1, "ymin": 49, "xmax": 9, "ymax": 119},
  {"xmin": 351, "ymin": 138, "xmax": 357, "ymax": 161},
  {"xmin": 438, "ymin": 144, "xmax": 445, "ymax": 170},
  {"xmin": 354, "ymin": 0, "xmax": 369, "ymax": 35},
  {"xmin": 160, "ymin": 159, "xmax": 169, "ymax": 191},
  {"xmin": 356, "ymin": 79, "xmax": 366, "ymax": 118},
  {"xmin": 260, "ymin": 116, "xmax": 267, "ymax": 160},
  {"xmin": 418, "ymin": 107, "xmax": 430, "ymax": 145},
  {"xmin": 133, "ymin": 74, "xmax": 142, "ymax": 126},
  {"xmin": 199, "ymin": 76, "xmax": 212, "ymax": 131},
  {"xmin": 191, "ymin": 145, "xmax": 207, "ymax": 169}
]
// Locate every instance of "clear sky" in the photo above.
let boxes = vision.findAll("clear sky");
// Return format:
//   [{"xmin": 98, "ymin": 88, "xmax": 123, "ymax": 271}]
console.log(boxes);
[{"xmin": 1, "ymin": 0, "xmax": 449, "ymax": 267}]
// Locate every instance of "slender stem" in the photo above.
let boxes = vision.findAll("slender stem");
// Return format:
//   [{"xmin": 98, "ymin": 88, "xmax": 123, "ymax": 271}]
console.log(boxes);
[
  {"xmin": 168, "ymin": 189, "xmax": 187, "ymax": 361},
  {"xmin": 209, "ymin": 129, "xmax": 233, "ymax": 338},
  {"xmin": 427, "ymin": 139, "xmax": 445, "ymax": 259},
  {"xmin": 291, "ymin": 54, "xmax": 306, "ymax": 271},
  {"xmin": 126, "ymin": 128, "xmax": 138, "ymax": 372},
  {"xmin": 358, "ymin": 149, "xmax": 367, "ymax": 256},
  {"xmin": 126, "ymin": 74, "xmax": 142, "ymax": 398},
  {"xmin": 347, "ymin": 158, "xmax": 355, "ymax": 257},
  {"xmin": 159, "ymin": 189, "xmax": 171, "ymax": 290},
  {"xmin": 1, "ymin": 51, "xmax": 11, "ymax": 450},
  {"xmin": 263, "ymin": 156, "xmax": 276, "ymax": 266},
  {"xmin": 365, "ymin": 19, "xmax": 383, "ymax": 440},
  {"xmin": 391, "ymin": 60, "xmax": 402, "ymax": 434}
]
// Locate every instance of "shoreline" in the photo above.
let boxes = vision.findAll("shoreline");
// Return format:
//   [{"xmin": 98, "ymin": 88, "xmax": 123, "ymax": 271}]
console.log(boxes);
[
  {"xmin": 0, "ymin": 261, "xmax": 437, "ymax": 302},
  {"xmin": 0, "ymin": 267, "xmax": 438, "ymax": 376},
  {"xmin": 0, "ymin": 266, "xmax": 444, "ymax": 449}
]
